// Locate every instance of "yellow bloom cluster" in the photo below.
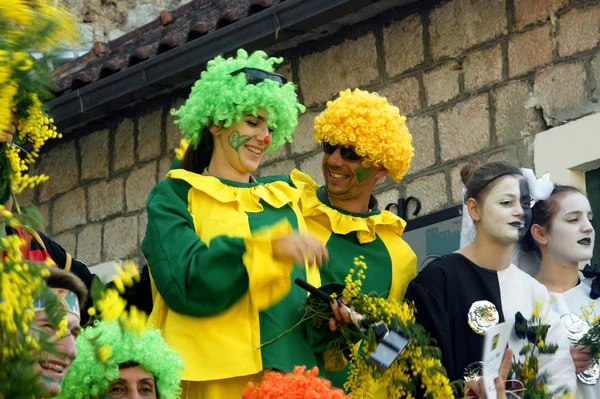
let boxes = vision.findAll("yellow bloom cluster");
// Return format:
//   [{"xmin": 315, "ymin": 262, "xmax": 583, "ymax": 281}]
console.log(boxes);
[
  {"xmin": 0, "ymin": 205, "xmax": 50, "ymax": 359},
  {"xmin": 0, "ymin": 0, "xmax": 78, "ymax": 198},
  {"xmin": 87, "ymin": 262, "xmax": 148, "ymax": 363},
  {"xmin": 341, "ymin": 257, "xmax": 454, "ymax": 399},
  {"xmin": 313, "ymin": 89, "xmax": 414, "ymax": 182}
]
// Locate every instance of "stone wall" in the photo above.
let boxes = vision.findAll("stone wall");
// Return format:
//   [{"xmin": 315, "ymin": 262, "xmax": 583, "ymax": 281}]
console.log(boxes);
[
  {"xmin": 60, "ymin": 0, "xmax": 193, "ymax": 50},
  {"xmin": 28, "ymin": 0, "xmax": 600, "ymax": 268}
]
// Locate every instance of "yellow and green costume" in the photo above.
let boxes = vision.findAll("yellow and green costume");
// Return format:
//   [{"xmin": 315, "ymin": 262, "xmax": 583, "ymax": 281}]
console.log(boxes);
[
  {"xmin": 291, "ymin": 170, "xmax": 417, "ymax": 393},
  {"xmin": 142, "ymin": 169, "xmax": 321, "ymax": 398}
]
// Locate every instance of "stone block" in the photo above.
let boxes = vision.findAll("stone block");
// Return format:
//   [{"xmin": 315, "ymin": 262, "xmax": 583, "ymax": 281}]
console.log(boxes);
[
  {"xmin": 517, "ymin": 136, "xmax": 535, "ymax": 169},
  {"xmin": 533, "ymin": 62, "xmax": 587, "ymax": 125},
  {"xmin": 429, "ymin": 0, "xmax": 507, "ymax": 60},
  {"xmin": 263, "ymin": 144, "xmax": 288, "ymax": 165},
  {"xmin": 494, "ymin": 80, "xmax": 544, "ymax": 145},
  {"xmin": 137, "ymin": 110, "xmax": 162, "ymax": 162},
  {"xmin": 383, "ymin": 14, "xmax": 424, "ymax": 77},
  {"xmin": 276, "ymin": 63, "xmax": 293, "ymax": 83},
  {"xmin": 139, "ymin": 211, "xmax": 148, "ymax": 248},
  {"xmin": 158, "ymin": 157, "xmax": 172, "ymax": 181},
  {"xmin": 423, "ymin": 62, "xmax": 460, "ymax": 106},
  {"xmin": 291, "ymin": 111, "xmax": 320, "ymax": 155},
  {"xmin": 450, "ymin": 162, "xmax": 470, "ymax": 204},
  {"xmin": 16, "ymin": 188, "xmax": 35, "ymax": 207},
  {"xmin": 53, "ymin": 232, "xmax": 76, "ymax": 258},
  {"xmin": 406, "ymin": 173, "xmax": 448, "ymax": 215},
  {"xmin": 52, "ymin": 188, "xmax": 86, "ymax": 234},
  {"xmin": 438, "ymin": 94, "xmax": 490, "ymax": 161},
  {"xmin": 166, "ymin": 98, "xmax": 186, "ymax": 153},
  {"xmin": 126, "ymin": 162, "xmax": 158, "ymax": 212},
  {"xmin": 558, "ymin": 5, "xmax": 600, "ymax": 58},
  {"xmin": 77, "ymin": 224, "xmax": 102, "ymax": 265},
  {"xmin": 509, "ymin": 24, "xmax": 553, "ymax": 78},
  {"xmin": 38, "ymin": 202, "xmax": 50, "ymax": 233},
  {"xmin": 89, "ymin": 178, "xmax": 124, "ymax": 222},
  {"xmin": 378, "ymin": 77, "xmax": 421, "ymax": 115},
  {"xmin": 406, "ymin": 116, "xmax": 435, "ymax": 174},
  {"xmin": 375, "ymin": 188, "xmax": 400, "ymax": 210},
  {"xmin": 39, "ymin": 141, "xmax": 78, "ymax": 202},
  {"xmin": 592, "ymin": 55, "xmax": 600, "ymax": 101},
  {"xmin": 487, "ymin": 147, "xmax": 519, "ymax": 164},
  {"xmin": 299, "ymin": 34, "xmax": 379, "ymax": 106},
  {"xmin": 463, "ymin": 44, "xmax": 503, "ymax": 91},
  {"xmin": 299, "ymin": 153, "xmax": 325, "ymax": 186},
  {"xmin": 103, "ymin": 215, "xmax": 139, "ymax": 261},
  {"xmin": 114, "ymin": 119, "xmax": 135, "ymax": 172},
  {"xmin": 259, "ymin": 160, "xmax": 296, "ymax": 177},
  {"xmin": 513, "ymin": 0, "xmax": 568, "ymax": 29},
  {"xmin": 80, "ymin": 129, "xmax": 109, "ymax": 180}
]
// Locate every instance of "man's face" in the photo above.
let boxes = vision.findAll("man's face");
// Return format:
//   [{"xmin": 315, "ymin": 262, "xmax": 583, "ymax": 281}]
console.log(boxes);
[
  {"xmin": 31, "ymin": 311, "xmax": 80, "ymax": 397},
  {"xmin": 321, "ymin": 142, "xmax": 387, "ymax": 206}
]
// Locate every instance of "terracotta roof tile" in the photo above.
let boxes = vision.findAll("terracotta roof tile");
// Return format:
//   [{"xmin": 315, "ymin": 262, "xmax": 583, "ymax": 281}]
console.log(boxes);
[{"xmin": 52, "ymin": 0, "xmax": 281, "ymax": 94}]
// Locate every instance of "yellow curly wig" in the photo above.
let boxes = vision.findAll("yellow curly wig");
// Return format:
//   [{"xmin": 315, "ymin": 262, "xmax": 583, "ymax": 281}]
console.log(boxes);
[{"xmin": 314, "ymin": 89, "xmax": 414, "ymax": 182}]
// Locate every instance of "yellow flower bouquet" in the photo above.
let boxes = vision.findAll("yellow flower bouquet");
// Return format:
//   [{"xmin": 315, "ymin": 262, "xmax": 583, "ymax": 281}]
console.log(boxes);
[
  {"xmin": 296, "ymin": 256, "xmax": 455, "ymax": 399},
  {"xmin": 0, "ymin": 0, "xmax": 78, "ymax": 203}
]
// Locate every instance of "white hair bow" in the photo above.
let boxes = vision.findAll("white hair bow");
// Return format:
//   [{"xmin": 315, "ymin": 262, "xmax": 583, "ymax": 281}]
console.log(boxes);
[{"xmin": 520, "ymin": 168, "xmax": 554, "ymax": 207}]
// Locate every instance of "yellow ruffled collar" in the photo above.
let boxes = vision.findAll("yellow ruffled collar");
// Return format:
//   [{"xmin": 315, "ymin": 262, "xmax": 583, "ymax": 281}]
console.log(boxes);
[
  {"xmin": 168, "ymin": 169, "xmax": 301, "ymax": 213},
  {"xmin": 290, "ymin": 170, "xmax": 406, "ymax": 243}
]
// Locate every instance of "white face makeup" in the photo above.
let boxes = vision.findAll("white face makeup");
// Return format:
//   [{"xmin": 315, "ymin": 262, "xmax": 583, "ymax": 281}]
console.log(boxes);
[
  {"xmin": 479, "ymin": 176, "xmax": 530, "ymax": 246},
  {"xmin": 546, "ymin": 192, "xmax": 594, "ymax": 263}
]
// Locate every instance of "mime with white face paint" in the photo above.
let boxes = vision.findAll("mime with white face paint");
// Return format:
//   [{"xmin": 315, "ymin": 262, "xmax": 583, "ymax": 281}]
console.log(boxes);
[
  {"xmin": 520, "ymin": 184, "xmax": 599, "ymax": 398},
  {"xmin": 404, "ymin": 161, "xmax": 577, "ymax": 395}
]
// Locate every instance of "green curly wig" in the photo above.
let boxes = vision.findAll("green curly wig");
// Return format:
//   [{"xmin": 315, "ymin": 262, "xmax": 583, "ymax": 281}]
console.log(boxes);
[
  {"xmin": 59, "ymin": 320, "xmax": 183, "ymax": 399},
  {"xmin": 172, "ymin": 48, "xmax": 305, "ymax": 154}
]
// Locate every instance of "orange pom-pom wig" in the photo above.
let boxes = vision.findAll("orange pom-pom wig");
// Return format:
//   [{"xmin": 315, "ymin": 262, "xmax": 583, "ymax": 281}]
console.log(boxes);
[
  {"xmin": 314, "ymin": 89, "xmax": 414, "ymax": 182},
  {"xmin": 242, "ymin": 366, "xmax": 349, "ymax": 399}
]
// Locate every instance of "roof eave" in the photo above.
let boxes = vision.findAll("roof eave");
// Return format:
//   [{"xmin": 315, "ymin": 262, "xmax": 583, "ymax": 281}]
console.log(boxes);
[{"xmin": 48, "ymin": 0, "xmax": 382, "ymax": 134}]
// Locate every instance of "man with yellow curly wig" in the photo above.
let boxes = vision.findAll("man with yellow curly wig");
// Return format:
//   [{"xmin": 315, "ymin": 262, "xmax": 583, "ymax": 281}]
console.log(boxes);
[{"xmin": 290, "ymin": 89, "xmax": 418, "ymax": 395}]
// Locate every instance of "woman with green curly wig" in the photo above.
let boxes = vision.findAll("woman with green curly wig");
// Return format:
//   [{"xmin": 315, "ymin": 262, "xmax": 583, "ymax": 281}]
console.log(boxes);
[
  {"xmin": 59, "ymin": 320, "xmax": 183, "ymax": 399},
  {"xmin": 141, "ymin": 48, "xmax": 328, "ymax": 399}
]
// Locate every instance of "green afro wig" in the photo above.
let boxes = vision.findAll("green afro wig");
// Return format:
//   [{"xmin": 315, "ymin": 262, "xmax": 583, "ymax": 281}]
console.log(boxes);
[
  {"xmin": 172, "ymin": 48, "xmax": 305, "ymax": 154},
  {"xmin": 59, "ymin": 320, "xmax": 183, "ymax": 399}
]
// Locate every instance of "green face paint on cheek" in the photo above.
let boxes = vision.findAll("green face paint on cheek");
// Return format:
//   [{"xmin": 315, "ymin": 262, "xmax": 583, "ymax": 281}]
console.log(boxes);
[
  {"xmin": 40, "ymin": 374, "xmax": 55, "ymax": 385},
  {"xmin": 228, "ymin": 131, "xmax": 251, "ymax": 161},
  {"xmin": 354, "ymin": 167, "xmax": 370, "ymax": 183}
]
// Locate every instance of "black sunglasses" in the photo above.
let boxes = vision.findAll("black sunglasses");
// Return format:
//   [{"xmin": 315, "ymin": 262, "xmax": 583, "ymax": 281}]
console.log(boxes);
[
  {"xmin": 321, "ymin": 142, "xmax": 362, "ymax": 161},
  {"xmin": 230, "ymin": 67, "xmax": 288, "ymax": 86}
]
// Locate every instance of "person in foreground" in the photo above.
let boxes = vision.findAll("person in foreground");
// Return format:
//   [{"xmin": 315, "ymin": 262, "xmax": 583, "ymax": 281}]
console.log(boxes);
[
  {"xmin": 289, "ymin": 89, "xmax": 417, "ymax": 393},
  {"xmin": 520, "ymin": 183, "xmax": 598, "ymax": 397},
  {"xmin": 405, "ymin": 161, "xmax": 576, "ymax": 394},
  {"xmin": 142, "ymin": 49, "xmax": 327, "ymax": 398},
  {"xmin": 33, "ymin": 267, "xmax": 88, "ymax": 397},
  {"xmin": 58, "ymin": 320, "xmax": 183, "ymax": 399}
]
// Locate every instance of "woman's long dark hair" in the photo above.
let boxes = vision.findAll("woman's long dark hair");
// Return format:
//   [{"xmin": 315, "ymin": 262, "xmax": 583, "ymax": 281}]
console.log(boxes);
[{"xmin": 180, "ymin": 127, "xmax": 214, "ymax": 174}]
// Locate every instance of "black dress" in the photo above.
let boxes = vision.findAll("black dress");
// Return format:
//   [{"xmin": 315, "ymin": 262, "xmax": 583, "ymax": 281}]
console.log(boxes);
[{"xmin": 405, "ymin": 253, "xmax": 576, "ymax": 392}]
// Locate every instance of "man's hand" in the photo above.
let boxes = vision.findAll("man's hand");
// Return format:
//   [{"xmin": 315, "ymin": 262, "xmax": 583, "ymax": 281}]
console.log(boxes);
[{"xmin": 1, "ymin": 112, "xmax": 17, "ymax": 143}]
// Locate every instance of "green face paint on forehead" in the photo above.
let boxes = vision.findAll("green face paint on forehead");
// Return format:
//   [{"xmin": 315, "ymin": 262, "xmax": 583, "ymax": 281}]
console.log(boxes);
[
  {"xmin": 355, "ymin": 166, "xmax": 370, "ymax": 183},
  {"xmin": 228, "ymin": 131, "xmax": 251, "ymax": 161}
]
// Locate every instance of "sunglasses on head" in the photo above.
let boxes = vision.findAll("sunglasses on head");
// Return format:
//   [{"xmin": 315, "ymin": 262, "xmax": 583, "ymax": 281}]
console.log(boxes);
[
  {"xmin": 321, "ymin": 142, "xmax": 362, "ymax": 161},
  {"xmin": 230, "ymin": 67, "xmax": 288, "ymax": 87}
]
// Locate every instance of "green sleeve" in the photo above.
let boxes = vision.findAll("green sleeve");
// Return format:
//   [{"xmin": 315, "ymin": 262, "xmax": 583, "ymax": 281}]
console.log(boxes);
[{"xmin": 142, "ymin": 178, "xmax": 250, "ymax": 317}]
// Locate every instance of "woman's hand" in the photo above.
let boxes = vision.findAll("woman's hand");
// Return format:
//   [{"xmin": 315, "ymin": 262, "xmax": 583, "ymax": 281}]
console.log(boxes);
[
  {"xmin": 571, "ymin": 344, "xmax": 592, "ymax": 374},
  {"xmin": 272, "ymin": 233, "xmax": 329, "ymax": 268},
  {"xmin": 464, "ymin": 348, "xmax": 512, "ymax": 399},
  {"xmin": 329, "ymin": 298, "xmax": 352, "ymax": 331}
]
